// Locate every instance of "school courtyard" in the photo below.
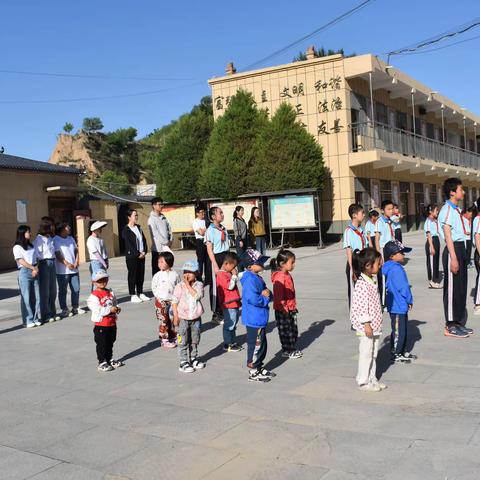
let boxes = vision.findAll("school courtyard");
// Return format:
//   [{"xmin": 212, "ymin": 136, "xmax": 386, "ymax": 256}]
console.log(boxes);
[{"xmin": 1, "ymin": 230, "xmax": 480, "ymax": 480}]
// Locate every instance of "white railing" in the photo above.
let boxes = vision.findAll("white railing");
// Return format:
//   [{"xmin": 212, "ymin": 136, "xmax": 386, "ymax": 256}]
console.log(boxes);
[{"xmin": 351, "ymin": 122, "xmax": 480, "ymax": 171}]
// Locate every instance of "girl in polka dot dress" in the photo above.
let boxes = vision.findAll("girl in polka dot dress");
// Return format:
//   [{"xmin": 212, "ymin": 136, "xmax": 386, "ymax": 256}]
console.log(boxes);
[{"xmin": 350, "ymin": 248, "xmax": 385, "ymax": 393}]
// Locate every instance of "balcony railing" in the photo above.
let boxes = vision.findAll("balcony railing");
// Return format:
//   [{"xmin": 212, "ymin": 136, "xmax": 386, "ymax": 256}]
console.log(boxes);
[{"xmin": 351, "ymin": 121, "xmax": 480, "ymax": 171}]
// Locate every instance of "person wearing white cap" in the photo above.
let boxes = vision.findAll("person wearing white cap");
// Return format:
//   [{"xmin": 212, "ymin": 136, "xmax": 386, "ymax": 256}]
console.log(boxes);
[{"xmin": 87, "ymin": 220, "xmax": 109, "ymax": 281}]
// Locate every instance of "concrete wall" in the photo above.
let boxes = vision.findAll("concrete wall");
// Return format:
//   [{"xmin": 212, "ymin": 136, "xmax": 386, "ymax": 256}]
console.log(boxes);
[{"xmin": 0, "ymin": 170, "xmax": 78, "ymax": 270}]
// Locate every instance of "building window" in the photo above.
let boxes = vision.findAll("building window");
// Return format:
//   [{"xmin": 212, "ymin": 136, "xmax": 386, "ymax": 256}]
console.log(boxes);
[
  {"xmin": 380, "ymin": 180, "xmax": 392, "ymax": 202},
  {"xmin": 355, "ymin": 177, "xmax": 371, "ymax": 209},
  {"xmin": 396, "ymin": 111, "xmax": 407, "ymax": 131},
  {"xmin": 375, "ymin": 102, "xmax": 388, "ymax": 126},
  {"xmin": 426, "ymin": 123, "xmax": 435, "ymax": 140}
]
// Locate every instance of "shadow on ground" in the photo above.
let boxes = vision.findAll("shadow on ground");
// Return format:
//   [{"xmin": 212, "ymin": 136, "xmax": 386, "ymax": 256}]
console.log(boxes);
[{"xmin": 0, "ymin": 288, "xmax": 19, "ymax": 300}]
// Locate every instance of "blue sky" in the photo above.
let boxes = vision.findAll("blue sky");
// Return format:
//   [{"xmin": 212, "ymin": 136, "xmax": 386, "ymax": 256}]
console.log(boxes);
[{"xmin": 1, "ymin": 0, "xmax": 479, "ymax": 160}]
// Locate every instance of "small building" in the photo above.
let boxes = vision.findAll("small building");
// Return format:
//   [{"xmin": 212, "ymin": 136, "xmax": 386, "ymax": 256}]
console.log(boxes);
[
  {"xmin": 0, "ymin": 153, "xmax": 80, "ymax": 270},
  {"xmin": 209, "ymin": 51, "xmax": 480, "ymax": 237}
]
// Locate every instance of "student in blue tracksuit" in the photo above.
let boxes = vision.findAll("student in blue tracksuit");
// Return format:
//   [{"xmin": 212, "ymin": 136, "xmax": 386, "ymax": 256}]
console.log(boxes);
[
  {"xmin": 382, "ymin": 240, "xmax": 416, "ymax": 363},
  {"xmin": 240, "ymin": 249, "xmax": 274, "ymax": 383},
  {"xmin": 423, "ymin": 204, "xmax": 442, "ymax": 289},
  {"xmin": 375, "ymin": 199, "xmax": 395, "ymax": 305},
  {"xmin": 365, "ymin": 210, "xmax": 379, "ymax": 248}
]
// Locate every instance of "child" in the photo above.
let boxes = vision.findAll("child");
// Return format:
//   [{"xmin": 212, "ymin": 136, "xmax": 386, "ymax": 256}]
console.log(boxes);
[
  {"xmin": 382, "ymin": 240, "xmax": 416, "ymax": 363},
  {"xmin": 472, "ymin": 201, "xmax": 480, "ymax": 314},
  {"xmin": 463, "ymin": 206, "xmax": 476, "ymax": 268},
  {"xmin": 240, "ymin": 249, "xmax": 274, "ymax": 382},
  {"xmin": 350, "ymin": 248, "xmax": 385, "ymax": 392},
  {"xmin": 271, "ymin": 249, "xmax": 302, "ymax": 359},
  {"xmin": 392, "ymin": 203, "xmax": 403, "ymax": 243},
  {"xmin": 365, "ymin": 210, "xmax": 379, "ymax": 248},
  {"xmin": 172, "ymin": 260, "xmax": 206, "ymax": 373},
  {"xmin": 216, "ymin": 252, "xmax": 242, "ymax": 352},
  {"xmin": 375, "ymin": 199, "xmax": 395, "ymax": 304},
  {"xmin": 424, "ymin": 204, "xmax": 442, "ymax": 289},
  {"xmin": 87, "ymin": 221, "xmax": 109, "ymax": 280},
  {"xmin": 87, "ymin": 270, "xmax": 123, "ymax": 372},
  {"xmin": 343, "ymin": 203, "xmax": 368, "ymax": 308},
  {"xmin": 438, "ymin": 178, "xmax": 472, "ymax": 338},
  {"xmin": 152, "ymin": 251, "xmax": 180, "ymax": 348}
]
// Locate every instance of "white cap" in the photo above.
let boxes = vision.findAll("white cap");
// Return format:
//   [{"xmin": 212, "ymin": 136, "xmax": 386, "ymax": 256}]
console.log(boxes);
[
  {"xmin": 90, "ymin": 220, "xmax": 108, "ymax": 232},
  {"xmin": 92, "ymin": 269, "xmax": 109, "ymax": 281}
]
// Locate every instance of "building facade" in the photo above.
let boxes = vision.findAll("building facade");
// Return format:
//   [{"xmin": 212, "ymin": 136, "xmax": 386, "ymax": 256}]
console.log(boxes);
[{"xmin": 209, "ymin": 52, "xmax": 480, "ymax": 236}]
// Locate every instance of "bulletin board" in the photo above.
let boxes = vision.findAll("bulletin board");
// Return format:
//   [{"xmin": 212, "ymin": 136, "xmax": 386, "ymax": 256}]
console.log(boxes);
[
  {"xmin": 162, "ymin": 205, "xmax": 196, "ymax": 233},
  {"xmin": 268, "ymin": 195, "xmax": 316, "ymax": 229}
]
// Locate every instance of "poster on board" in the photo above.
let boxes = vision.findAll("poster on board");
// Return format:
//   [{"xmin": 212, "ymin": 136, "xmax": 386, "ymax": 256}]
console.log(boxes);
[
  {"xmin": 207, "ymin": 199, "xmax": 259, "ymax": 230},
  {"xmin": 269, "ymin": 195, "xmax": 316, "ymax": 229},
  {"xmin": 162, "ymin": 205, "xmax": 196, "ymax": 233},
  {"xmin": 16, "ymin": 200, "xmax": 28, "ymax": 223}
]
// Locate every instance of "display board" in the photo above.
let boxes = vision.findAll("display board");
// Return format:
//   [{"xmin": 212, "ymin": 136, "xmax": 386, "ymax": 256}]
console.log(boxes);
[
  {"xmin": 208, "ymin": 199, "xmax": 259, "ymax": 230},
  {"xmin": 268, "ymin": 195, "xmax": 316, "ymax": 229},
  {"xmin": 162, "ymin": 205, "xmax": 196, "ymax": 233}
]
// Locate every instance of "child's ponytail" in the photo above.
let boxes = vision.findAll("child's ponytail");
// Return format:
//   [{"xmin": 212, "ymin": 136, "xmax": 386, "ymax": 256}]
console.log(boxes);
[
  {"xmin": 352, "ymin": 247, "xmax": 381, "ymax": 277},
  {"xmin": 270, "ymin": 249, "xmax": 295, "ymax": 272},
  {"xmin": 424, "ymin": 204, "xmax": 438, "ymax": 218}
]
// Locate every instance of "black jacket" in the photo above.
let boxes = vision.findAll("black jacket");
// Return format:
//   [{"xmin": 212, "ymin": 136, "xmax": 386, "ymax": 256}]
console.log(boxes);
[{"xmin": 122, "ymin": 224, "xmax": 148, "ymax": 259}]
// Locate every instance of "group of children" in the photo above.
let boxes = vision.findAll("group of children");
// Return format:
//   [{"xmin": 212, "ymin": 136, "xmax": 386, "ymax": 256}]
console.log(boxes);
[
  {"xmin": 87, "ymin": 245, "xmax": 302, "ymax": 382},
  {"xmin": 344, "ymin": 177, "xmax": 479, "ymax": 392}
]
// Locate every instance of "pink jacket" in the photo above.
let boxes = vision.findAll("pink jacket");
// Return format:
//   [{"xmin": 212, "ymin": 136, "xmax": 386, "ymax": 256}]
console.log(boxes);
[
  {"xmin": 271, "ymin": 270, "xmax": 297, "ymax": 313},
  {"xmin": 350, "ymin": 274, "xmax": 383, "ymax": 335},
  {"xmin": 172, "ymin": 281, "xmax": 204, "ymax": 320}
]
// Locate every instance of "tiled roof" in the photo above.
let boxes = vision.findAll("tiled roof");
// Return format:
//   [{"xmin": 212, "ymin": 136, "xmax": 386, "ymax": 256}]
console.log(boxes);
[{"xmin": 0, "ymin": 153, "xmax": 81, "ymax": 174}]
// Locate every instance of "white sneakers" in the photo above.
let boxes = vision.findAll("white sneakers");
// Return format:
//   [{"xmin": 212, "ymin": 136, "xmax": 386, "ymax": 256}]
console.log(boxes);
[
  {"xmin": 131, "ymin": 294, "xmax": 150, "ymax": 303},
  {"xmin": 358, "ymin": 382, "xmax": 387, "ymax": 392}
]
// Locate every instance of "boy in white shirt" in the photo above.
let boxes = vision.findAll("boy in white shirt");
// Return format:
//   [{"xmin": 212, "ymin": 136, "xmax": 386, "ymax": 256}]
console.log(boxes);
[
  {"xmin": 87, "ymin": 221, "xmax": 109, "ymax": 280},
  {"xmin": 152, "ymin": 251, "xmax": 180, "ymax": 348}
]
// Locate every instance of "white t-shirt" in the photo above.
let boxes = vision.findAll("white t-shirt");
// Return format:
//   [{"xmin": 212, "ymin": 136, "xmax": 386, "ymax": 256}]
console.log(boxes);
[
  {"xmin": 53, "ymin": 235, "xmax": 78, "ymax": 275},
  {"xmin": 33, "ymin": 235, "xmax": 55, "ymax": 260},
  {"xmin": 129, "ymin": 225, "xmax": 144, "ymax": 253},
  {"xmin": 151, "ymin": 270, "xmax": 181, "ymax": 301},
  {"xmin": 192, "ymin": 219, "xmax": 206, "ymax": 240},
  {"xmin": 12, "ymin": 244, "xmax": 35, "ymax": 269},
  {"xmin": 87, "ymin": 235, "xmax": 108, "ymax": 260}
]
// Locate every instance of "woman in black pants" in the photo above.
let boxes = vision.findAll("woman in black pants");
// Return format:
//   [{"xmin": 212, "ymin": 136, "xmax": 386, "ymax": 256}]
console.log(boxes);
[
  {"xmin": 233, "ymin": 205, "xmax": 247, "ymax": 272},
  {"xmin": 122, "ymin": 209, "xmax": 149, "ymax": 303}
]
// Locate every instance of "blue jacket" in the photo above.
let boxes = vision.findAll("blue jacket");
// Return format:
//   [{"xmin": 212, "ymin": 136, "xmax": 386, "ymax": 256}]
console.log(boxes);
[
  {"xmin": 382, "ymin": 260, "xmax": 413, "ymax": 314},
  {"xmin": 240, "ymin": 270, "xmax": 271, "ymax": 328}
]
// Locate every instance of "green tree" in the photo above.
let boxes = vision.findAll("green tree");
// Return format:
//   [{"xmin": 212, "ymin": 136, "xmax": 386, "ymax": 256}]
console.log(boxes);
[
  {"xmin": 96, "ymin": 170, "xmax": 131, "ymax": 195},
  {"xmin": 82, "ymin": 117, "xmax": 104, "ymax": 132},
  {"xmin": 63, "ymin": 122, "xmax": 74, "ymax": 133},
  {"xmin": 199, "ymin": 90, "xmax": 266, "ymax": 198},
  {"xmin": 293, "ymin": 47, "xmax": 354, "ymax": 62},
  {"xmin": 153, "ymin": 106, "xmax": 213, "ymax": 202},
  {"xmin": 250, "ymin": 103, "xmax": 325, "ymax": 191}
]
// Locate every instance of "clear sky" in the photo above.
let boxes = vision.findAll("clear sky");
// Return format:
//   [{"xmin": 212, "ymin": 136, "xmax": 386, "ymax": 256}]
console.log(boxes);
[{"xmin": 1, "ymin": 0, "xmax": 479, "ymax": 161}]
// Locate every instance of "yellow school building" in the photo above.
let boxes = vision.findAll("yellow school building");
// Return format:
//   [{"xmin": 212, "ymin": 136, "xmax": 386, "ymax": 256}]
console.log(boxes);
[{"xmin": 208, "ymin": 50, "xmax": 480, "ymax": 236}]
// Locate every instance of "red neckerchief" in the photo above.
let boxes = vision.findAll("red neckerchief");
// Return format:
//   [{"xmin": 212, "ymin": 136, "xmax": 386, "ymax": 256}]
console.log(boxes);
[
  {"xmin": 447, "ymin": 201, "xmax": 467, "ymax": 236},
  {"xmin": 214, "ymin": 224, "xmax": 226, "ymax": 242},
  {"xmin": 348, "ymin": 224, "xmax": 365, "ymax": 249},
  {"xmin": 382, "ymin": 216, "xmax": 394, "ymax": 238}
]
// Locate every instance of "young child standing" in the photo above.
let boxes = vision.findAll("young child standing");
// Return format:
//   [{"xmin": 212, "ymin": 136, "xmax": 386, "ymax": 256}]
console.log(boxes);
[
  {"xmin": 350, "ymin": 248, "xmax": 385, "ymax": 392},
  {"xmin": 152, "ymin": 251, "xmax": 180, "ymax": 348},
  {"xmin": 343, "ymin": 203, "xmax": 368, "ymax": 308},
  {"xmin": 216, "ymin": 252, "xmax": 242, "ymax": 352},
  {"xmin": 424, "ymin": 204, "xmax": 442, "ymax": 289},
  {"xmin": 240, "ymin": 249, "xmax": 274, "ymax": 382},
  {"xmin": 382, "ymin": 240, "xmax": 416, "ymax": 363},
  {"xmin": 438, "ymin": 178, "xmax": 472, "ymax": 338},
  {"xmin": 87, "ymin": 270, "xmax": 123, "ymax": 372},
  {"xmin": 271, "ymin": 249, "xmax": 302, "ymax": 359},
  {"xmin": 463, "ymin": 206, "xmax": 475, "ymax": 268},
  {"xmin": 172, "ymin": 260, "xmax": 206, "ymax": 373},
  {"xmin": 392, "ymin": 203, "xmax": 403, "ymax": 243},
  {"xmin": 365, "ymin": 210, "xmax": 379, "ymax": 248},
  {"xmin": 472, "ymin": 202, "xmax": 480, "ymax": 314}
]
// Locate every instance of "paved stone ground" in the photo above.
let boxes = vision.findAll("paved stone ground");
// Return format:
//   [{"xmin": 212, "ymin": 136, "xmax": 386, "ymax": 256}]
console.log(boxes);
[{"xmin": 2, "ymin": 231, "xmax": 480, "ymax": 479}]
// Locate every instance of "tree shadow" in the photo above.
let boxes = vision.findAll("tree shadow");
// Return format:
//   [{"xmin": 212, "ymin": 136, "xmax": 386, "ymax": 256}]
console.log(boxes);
[
  {"xmin": 377, "ymin": 319, "xmax": 426, "ymax": 380},
  {"xmin": 0, "ymin": 288, "xmax": 19, "ymax": 300},
  {"xmin": 263, "ymin": 319, "xmax": 335, "ymax": 372},
  {"xmin": 119, "ymin": 339, "xmax": 162, "ymax": 362}
]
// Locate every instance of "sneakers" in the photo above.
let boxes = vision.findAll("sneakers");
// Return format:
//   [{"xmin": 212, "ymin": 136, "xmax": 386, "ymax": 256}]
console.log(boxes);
[
  {"xmin": 248, "ymin": 369, "xmax": 271, "ymax": 382},
  {"xmin": 139, "ymin": 294, "xmax": 150, "ymax": 301},
  {"xmin": 474, "ymin": 305, "xmax": 480, "ymax": 316},
  {"xmin": 392, "ymin": 353, "xmax": 411, "ymax": 364},
  {"xmin": 25, "ymin": 323, "xmax": 36, "ymax": 328},
  {"xmin": 224, "ymin": 344, "xmax": 243, "ymax": 352},
  {"xmin": 110, "ymin": 359, "xmax": 124, "ymax": 369},
  {"xmin": 72, "ymin": 307, "xmax": 86, "ymax": 315},
  {"xmin": 371, "ymin": 381, "xmax": 388, "ymax": 390},
  {"xmin": 211, "ymin": 314, "xmax": 223, "ymax": 325},
  {"xmin": 401, "ymin": 351, "xmax": 417, "ymax": 360},
  {"xmin": 34, "ymin": 321, "xmax": 42, "ymax": 327},
  {"xmin": 191, "ymin": 359, "xmax": 205, "ymax": 370},
  {"xmin": 444, "ymin": 325, "xmax": 470, "ymax": 338},
  {"xmin": 429, "ymin": 281, "xmax": 442, "ymax": 289},
  {"xmin": 259, "ymin": 368, "xmax": 276, "ymax": 378},
  {"xmin": 46, "ymin": 317, "xmax": 56, "ymax": 323},
  {"xmin": 281, "ymin": 350, "xmax": 303, "ymax": 359},
  {"xmin": 162, "ymin": 340, "xmax": 177, "ymax": 349},
  {"xmin": 60, "ymin": 309, "xmax": 73, "ymax": 318},
  {"xmin": 97, "ymin": 362, "xmax": 114, "ymax": 372},
  {"xmin": 131, "ymin": 295, "xmax": 143, "ymax": 303},
  {"xmin": 358, "ymin": 383, "xmax": 382, "ymax": 392},
  {"xmin": 179, "ymin": 362, "xmax": 195, "ymax": 373},
  {"xmin": 458, "ymin": 325, "xmax": 474, "ymax": 335}
]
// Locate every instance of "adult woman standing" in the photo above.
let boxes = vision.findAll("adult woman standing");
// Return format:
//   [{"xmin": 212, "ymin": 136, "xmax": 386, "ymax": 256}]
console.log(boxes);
[
  {"xmin": 13, "ymin": 225, "xmax": 41, "ymax": 328},
  {"xmin": 54, "ymin": 223, "xmax": 85, "ymax": 317},
  {"xmin": 233, "ymin": 206, "xmax": 247, "ymax": 271},
  {"xmin": 248, "ymin": 206, "xmax": 267, "ymax": 255},
  {"xmin": 34, "ymin": 219, "xmax": 60, "ymax": 323},
  {"xmin": 192, "ymin": 206, "xmax": 207, "ymax": 280},
  {"xmin": 122, "ymin": 209, "xmax": 149, "ymax": 303}
]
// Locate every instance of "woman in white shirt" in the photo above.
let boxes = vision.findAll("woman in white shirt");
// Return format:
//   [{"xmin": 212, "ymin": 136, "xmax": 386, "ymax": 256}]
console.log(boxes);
[
  {"xmin": 34, "ymin": 218, "xmax": 60, "ymax": 323},
  {"xmin": 54, "ymin": 223, "xmax": 85, "ymax": 317},
  {"xmin": 192, "ymin": 206, "xmax": 207, "ymax": 280},
  {"xmin": 87, "ymin": 220, "xmax": 109, "ymax": 281},
  {"xmin": 13, "ymin": 225, "xmax": 42, "ymax": 328},
  {"xmin": 122, "ymin": 209, "xmax": 149, "ymax": 303}
]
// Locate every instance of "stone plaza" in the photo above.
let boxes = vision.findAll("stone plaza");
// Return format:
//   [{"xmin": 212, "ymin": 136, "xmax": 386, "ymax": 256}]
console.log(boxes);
[{"xmin": 1, "ymin": 230, "xmax": 480, "ymax": 479}]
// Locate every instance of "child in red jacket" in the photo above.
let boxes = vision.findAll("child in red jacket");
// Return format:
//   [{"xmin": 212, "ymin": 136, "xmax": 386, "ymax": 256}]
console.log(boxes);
[
  {"xmin": 216, "ymin": 252, "xmax": 242, "ymax": 352},
  {"xmin": 271, "ymin": 250, "xmax": 302, "ymax": 359}
]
